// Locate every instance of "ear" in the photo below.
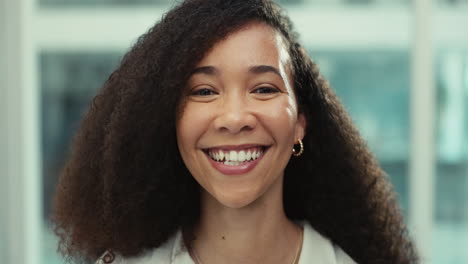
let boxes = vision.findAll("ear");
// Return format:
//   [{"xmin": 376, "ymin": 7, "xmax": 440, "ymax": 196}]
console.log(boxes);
[{"xmin": 294, "ymin": 113, "xmax": 306, "ymax": 142}]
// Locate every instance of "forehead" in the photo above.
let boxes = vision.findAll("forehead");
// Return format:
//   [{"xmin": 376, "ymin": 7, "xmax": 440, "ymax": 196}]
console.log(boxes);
[{"xmin": 195, "ymin": 22, "xmax": 291, "ymax": 70}]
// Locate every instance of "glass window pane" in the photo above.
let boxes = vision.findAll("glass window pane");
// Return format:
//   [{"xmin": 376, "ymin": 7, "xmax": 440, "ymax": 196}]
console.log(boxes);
[
  {"xmin": 39, "ymin": 0, "xmax": 173, "ymax": 7},
  {"xmin": 437, "ymin": 0, "xmax": 468, "ymax": 6},
  {"xmin": 311, "ymin": 50, "xmax": 410, "ymax": 215},
  {"xmin": 39, "ymin": 0, "xmax": 410, "ymax": 8},
  {"xmin": 305, "ymin": 0, "xmax": 410, "ymax": 5},
  {"xmin": 40, "ymin": 52, "xmax": 123, "ymax": 264},
  {"xmin": 434, "ymin": 51, "xmax": 468, "ymax": 264}
]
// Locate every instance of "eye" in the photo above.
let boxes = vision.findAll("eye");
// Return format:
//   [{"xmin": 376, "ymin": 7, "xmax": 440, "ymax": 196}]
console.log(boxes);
[
  {"xmin": 190, "ymin": 88, "xmax": 218, "ymax": 96},
  {"xmin": 252, "ymin": 86, "xmax": 280, "ymax": 94}
]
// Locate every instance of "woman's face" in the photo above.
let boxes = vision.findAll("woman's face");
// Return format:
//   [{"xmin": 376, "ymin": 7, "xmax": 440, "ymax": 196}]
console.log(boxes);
[{"xmin": 176, "ymin": 22, "xmax": 305, "ymax": 209}]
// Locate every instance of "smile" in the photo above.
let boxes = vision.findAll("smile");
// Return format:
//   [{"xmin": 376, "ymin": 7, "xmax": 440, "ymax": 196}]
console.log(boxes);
[
  {"xmin": 203, "ymin": 145, "xmax": 270, "ymax": 175},
  {"xmin": 206, "ymin": 146, "xmax": 266, "ymax": 165}
]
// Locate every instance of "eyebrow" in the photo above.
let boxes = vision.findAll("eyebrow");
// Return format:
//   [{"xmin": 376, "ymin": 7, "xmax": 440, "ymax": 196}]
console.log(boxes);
[
  {"xmin": 191, "ymin": 66, "xmax": 219, "ymax": 75},
  {"xmin": 190, "ymin": 65, "xmax": 282, "ymax": 78},
  {"xmin": 248, "ymin": 65, "xmax": 282, "ymax": 78}
]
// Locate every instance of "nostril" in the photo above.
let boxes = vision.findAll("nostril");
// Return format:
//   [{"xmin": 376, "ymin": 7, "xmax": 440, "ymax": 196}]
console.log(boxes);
[
  {"xmin": 213, "ymin": 113, "xmax": 257, "ymax": 134},
  {"xmin": 240, "ymin": 124, "xmax": 254, "ymax": 131}
]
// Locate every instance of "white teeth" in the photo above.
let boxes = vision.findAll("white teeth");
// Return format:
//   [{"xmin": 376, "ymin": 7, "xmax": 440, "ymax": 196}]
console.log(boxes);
[
  {"xmin": 224, "ymin": 160, "xmax": 241, "ymax": 166},
  {"xmin": 246, "ymin": 150, "xmax": 252, "ymax": 161},
  {"xmin": 238, "ymin": 151, "xmax": 246, "ymax": 162},
  {"xmin": 229, "ymin": 151, "xmax": 237, "ymax": 162},
  {"xmin": 207, "ymin": 147, "xmax": 266, "ymax": 164}
]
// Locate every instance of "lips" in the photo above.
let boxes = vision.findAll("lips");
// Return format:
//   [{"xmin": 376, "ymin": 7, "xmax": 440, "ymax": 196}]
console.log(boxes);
[{"xmin": 202, "ymin": 145, "xmax": 270, "ymax": 175}]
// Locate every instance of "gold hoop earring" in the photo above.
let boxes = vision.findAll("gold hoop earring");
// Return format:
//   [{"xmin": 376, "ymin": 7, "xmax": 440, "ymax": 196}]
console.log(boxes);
[{"xmin": 292, "ymin": 139, "xmax": 304, "ymax": 157}]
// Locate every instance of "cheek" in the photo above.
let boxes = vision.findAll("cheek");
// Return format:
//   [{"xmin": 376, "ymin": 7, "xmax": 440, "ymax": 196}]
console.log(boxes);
[
  {"xmin": 259, "ymin": 98, "xmax": 298, "ymax": 139},
  {"xmin": 177, "ymin": 106, "xmax": 199, "ymax": 152},
  {"xmin": 176, "ymin": 103, "xmax": 213, "ymax": 153}
]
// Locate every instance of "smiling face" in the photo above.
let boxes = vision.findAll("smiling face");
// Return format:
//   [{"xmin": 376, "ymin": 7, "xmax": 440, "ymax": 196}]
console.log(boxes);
[{"xmin": 176, "ymin": 22, "xmax": 305, "ymax": 209}]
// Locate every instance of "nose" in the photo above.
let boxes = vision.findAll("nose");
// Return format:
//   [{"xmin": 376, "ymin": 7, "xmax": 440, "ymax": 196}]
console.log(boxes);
[{"xmin": 213, "ymin": 93, "xmax": 257, "ymax": 134}]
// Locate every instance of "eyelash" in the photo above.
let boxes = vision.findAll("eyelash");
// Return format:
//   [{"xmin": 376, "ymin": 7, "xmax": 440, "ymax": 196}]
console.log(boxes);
[
  {"xmin": 252, "ymin": 86, "xmax": 280, "ymax": 94},
  {"xmin": 190, "ymin": 88, "xmax": 218, "ymax": 96},
  {"xmin": 189, "ymin": 86, "xmax": 280, "ymax": 97}
]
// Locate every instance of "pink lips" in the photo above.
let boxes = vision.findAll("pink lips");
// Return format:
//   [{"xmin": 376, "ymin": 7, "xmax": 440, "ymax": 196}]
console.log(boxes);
[{"xmin": 204, "ymin": 145, "xmax": 268, "ymax": 175}]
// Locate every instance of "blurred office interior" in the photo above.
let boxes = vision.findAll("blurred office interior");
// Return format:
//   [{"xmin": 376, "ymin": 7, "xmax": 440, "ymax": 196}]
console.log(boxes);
[{"xmin": 1, "ymin": 0, "xmax": 467, "ymax": 263}]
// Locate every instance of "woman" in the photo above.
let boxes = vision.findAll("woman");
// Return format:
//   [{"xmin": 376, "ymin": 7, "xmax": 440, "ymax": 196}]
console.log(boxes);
[{"xmin": 52, "ymin": 0, "xmax": 419, "ymax": 263}]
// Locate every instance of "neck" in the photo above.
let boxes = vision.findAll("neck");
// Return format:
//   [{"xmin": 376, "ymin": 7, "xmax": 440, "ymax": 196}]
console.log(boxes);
[{"xmin": 185, "ymin": 177, "xmax": 302, "ymax": 264}]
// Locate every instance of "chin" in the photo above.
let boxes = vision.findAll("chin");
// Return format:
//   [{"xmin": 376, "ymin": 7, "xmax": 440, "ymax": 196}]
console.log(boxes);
[{"xmin": 213, "ymin": 189, "xmax": 262, "ymax": 209}]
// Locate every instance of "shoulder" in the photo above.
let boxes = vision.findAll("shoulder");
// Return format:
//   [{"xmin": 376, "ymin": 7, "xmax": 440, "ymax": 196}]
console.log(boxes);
[
  {"xmin": 300, "ymin": 221, "xmax": 357, "ymax": 264},
  {"xmin": 95, "ymin": 231, "xmax": 180, "ymax": 264}
]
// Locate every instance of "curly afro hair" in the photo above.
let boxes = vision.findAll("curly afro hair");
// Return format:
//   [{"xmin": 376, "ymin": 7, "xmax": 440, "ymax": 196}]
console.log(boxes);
[{"xmin": 52, "ymin": 0, "xmax": 419, "ymax": 263}]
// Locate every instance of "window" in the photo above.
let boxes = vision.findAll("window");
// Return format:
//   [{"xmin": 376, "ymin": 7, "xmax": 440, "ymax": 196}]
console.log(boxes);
[
  {"xmin": 313, "ymin": 50, "xmax": 411, "ymax": 213},
  {"xmin": 434, "ymin": 51, "xmax": 468, "ymax": 263}
]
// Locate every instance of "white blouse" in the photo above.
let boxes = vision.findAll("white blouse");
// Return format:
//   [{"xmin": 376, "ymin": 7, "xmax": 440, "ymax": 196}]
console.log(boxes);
[{"xmin": 97, "ymin": 222, "xmax": 357, "ymax": 264}]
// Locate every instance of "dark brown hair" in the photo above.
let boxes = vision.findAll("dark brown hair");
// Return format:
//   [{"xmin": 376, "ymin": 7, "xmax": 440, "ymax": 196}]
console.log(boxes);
[{"xmin": 52, "ymin": 0, "xmax": 419, "ymax": 263}]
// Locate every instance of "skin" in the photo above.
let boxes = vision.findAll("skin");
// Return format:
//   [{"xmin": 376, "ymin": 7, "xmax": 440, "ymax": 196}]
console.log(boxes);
[{"xmin": 176, "ymin": 22, "xmax": 306, "ymax": 264}]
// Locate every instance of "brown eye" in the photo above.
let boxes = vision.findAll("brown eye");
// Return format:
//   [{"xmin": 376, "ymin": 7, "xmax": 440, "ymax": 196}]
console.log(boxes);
[
  {"xmin": 252, "ymin": 86, "xmax": 280, "ymax": 94},
  {"xmin": 191, "ymin": 88, "xmax": 218, "ymax": 96}
]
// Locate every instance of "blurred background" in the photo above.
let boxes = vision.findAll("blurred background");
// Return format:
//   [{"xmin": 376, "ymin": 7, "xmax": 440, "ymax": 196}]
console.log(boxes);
[{"xmin": 1, "ymin": 0, "xmax": 467, "ymax": 263}]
